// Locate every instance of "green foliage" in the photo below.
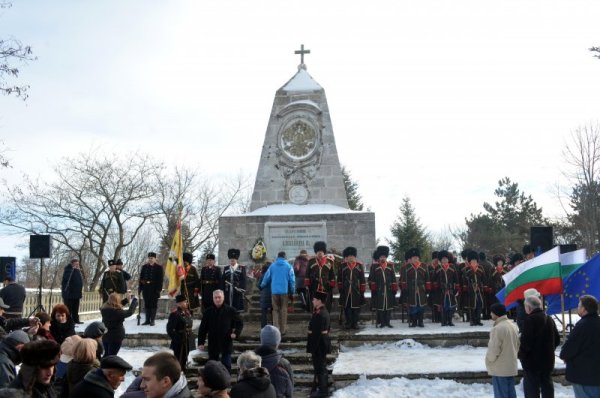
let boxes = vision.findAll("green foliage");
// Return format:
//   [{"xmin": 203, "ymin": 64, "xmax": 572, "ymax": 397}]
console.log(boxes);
[
  {"xmin": 461, "ymin": 177, "xmax": 547, "ymax": 254},
  {"xmin": 341, "ymin": 165, "xmax": 364, "ymax": 211},
  {"xmin": 388, "ymin": 197, "xmax": 430, "ymax": 262}
]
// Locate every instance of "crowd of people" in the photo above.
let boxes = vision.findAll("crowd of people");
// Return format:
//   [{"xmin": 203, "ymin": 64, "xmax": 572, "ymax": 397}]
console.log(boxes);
[{"xmin": 0, "ymin": 241, "xmax": 598, "ymax": 398}]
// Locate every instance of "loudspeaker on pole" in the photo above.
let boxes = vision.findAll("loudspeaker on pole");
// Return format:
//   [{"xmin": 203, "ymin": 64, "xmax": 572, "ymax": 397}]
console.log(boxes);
[
  {"xmin": 29, "ymin": 235, "xmax": 52, "ymax": 259},
  {"xmin": 0, "ymin": 257, "xmax": 16, "ymax": 281},
  {"xmin": 530, "ymin": 226, "xmax": 553, "ymax": 254}
]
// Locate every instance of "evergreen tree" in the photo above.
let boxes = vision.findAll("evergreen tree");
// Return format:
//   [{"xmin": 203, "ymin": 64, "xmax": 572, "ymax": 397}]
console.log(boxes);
[
  {"xmin": 341, "ymin": 166, "xmax": 364, "ymax": 211},
  {"xmin": 461, "ymin": 177, "xmax": 547, "ymax": 254},
  {"xmin": 388, "ymin": 197, "xmax": 430, "ymax": 262}
]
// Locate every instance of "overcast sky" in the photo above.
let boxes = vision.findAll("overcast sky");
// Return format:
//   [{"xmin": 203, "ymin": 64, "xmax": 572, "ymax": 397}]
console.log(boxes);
[{"xmin": 1, "ymin": 1, "xmax": 600, "ymax": 258}]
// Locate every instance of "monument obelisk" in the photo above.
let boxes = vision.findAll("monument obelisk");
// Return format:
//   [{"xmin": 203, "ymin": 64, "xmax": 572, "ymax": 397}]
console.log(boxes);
[{"xmin": 219, "ymin": 45, "xmax": 375, "ymax": 264}]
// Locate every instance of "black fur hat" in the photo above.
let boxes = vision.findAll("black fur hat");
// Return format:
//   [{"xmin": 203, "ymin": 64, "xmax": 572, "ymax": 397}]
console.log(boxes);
[
  {"xmin": 227, "ymin": 248, "xmax": 240, "ymax": 260},
  {"xmin": 206, "ymin": 253, "xmax": 216, "ymax": 260},
  {"xmin": 492, "ymin": 254, "xmax": 505, "ymax": 265},
  {"xmin": 343, "ymin": 247, "xmax": 357, "ymax": 258},
  {"xmin": 183, "ymin": 252, "xmax": 194, "ymax": 264},
  {"xmin": 522, "ymin": 244, "xmax": 533, "ymax": 255},
  {"xmin": 21, "ymin": 340, "xmax": 60, "ymax": 367},
  {"xmin": 108, "ymin": 259, "xmax": 116, "ymax": 266},
  {"xmin": 437, "ymin": 250, "xmax": 450, "ymax": 261},
  {"xmin": 467, "ymin": 250, "xmax": 479, "ymax": 263},
  {"xmin": 375, "ymin": 246, "xmax": 390, "ymax": 259},
  {"xmin": 313, "ymin": 241, "xmax": 327, "ymax": 254},
  {"xmin": 511, "ymin": 253, "xmax": 524, "ymax": 264},
  {"xmin": 431, "ymin": 251, "xmax": 439, "ymax": 260},
  {"xmin": 147, "ymin": 252, "xmax": 157, "ymax": 258},
  {"xmin": 407, "ymin": 248, "xmax": 420, "ymax": 259}
]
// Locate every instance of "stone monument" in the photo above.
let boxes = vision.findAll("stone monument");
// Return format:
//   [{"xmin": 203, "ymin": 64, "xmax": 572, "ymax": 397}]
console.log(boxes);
[{"xmin": 218, "ymin": 45, "xmax": 376, "ymax": 265}]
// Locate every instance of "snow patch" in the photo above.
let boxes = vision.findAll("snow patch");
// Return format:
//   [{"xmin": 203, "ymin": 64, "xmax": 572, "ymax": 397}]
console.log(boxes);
[
  {"xmin": 238, "ymin": 204, "xmax": 364, "ymax": 216},
  {"xmin": 282, "ymin": 69, "xmax": 322, "ymax": 92}
]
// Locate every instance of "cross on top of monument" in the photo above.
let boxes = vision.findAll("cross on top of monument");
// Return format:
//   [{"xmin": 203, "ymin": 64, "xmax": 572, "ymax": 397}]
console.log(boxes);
[{"xmin": 295, "ymin": 44, "xmax": 310, "ymax": 67}]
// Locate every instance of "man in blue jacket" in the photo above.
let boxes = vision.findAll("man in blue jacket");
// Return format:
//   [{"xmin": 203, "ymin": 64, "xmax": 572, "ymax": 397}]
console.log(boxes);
[
  {"xmin": 260, "ymin": 252, "xmax": 295, "ymax": 335},
  {"xmin": 61, "ymin": 258, "xmax": 84, "ymax": 324}
]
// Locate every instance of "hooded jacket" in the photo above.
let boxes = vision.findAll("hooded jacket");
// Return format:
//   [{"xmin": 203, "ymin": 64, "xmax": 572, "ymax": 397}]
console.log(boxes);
[
  {"xmin": 0, "ymin": 338, "xmax": 21, "ymax": 387},
  {"xmin": 260, "ymin": 258, "xmax": 295, "ymax": 295},
  {"xmin": 229, "ymin": 367, "xmax": 276, "ymax": 398},
  {"xmin": 254, "ymin": 346, "xmax": 293, "ymax": 398}
]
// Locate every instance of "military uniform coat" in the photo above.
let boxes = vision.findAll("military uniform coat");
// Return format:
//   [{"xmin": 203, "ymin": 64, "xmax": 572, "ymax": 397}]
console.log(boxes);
[
  {"xmin": 222, "ymin": 264, "xmax": 247, "ymax": 312},
  {"xmin": 306, "ymin": 306, "xmax": 331, "ymax": 356},
  {"xmin": 337, "ymin": 262, "xmax": 366, "ymax": 309},
  {"xmin": 139, "ymin": 263, "xmax": 164, "ymax": 308},
  {"xmin": 462, "ymin": 266, "xmax": 486, "ymax": 309},
  {"xmin": 402, "ymin": 264, "xmax": 430, "ymax": 307},
  {"xmin": 167, "ymin": 307, "xmax": 195, "ymax": 370},
  {"xmin": 306, "ymin": 257, "xmax": 336, "ymax": 296},
  {"xmin": 434, "ymin": 266, "xmax": 459, "ymax": 308},
  {"xmin": 100, "ymin": 271, "xmax": 127, "ymax": 302},
  {"xmin": 490, "ymin": 269, "xmax": 506, "ymax": 295},
  {"xmin": 368, "ymin": 264, "xmax": 397, "ymax": 311},
  {"xmin": 199, "ymin": 265, "xmax": 222, "ymax": 309},
  {"xmin": 427, "ymin": 263, "xmax": 442, "ymax": 308},
  {"xmin": 181, "ymin": 265, "xmax": 200, "ymax": 310}
]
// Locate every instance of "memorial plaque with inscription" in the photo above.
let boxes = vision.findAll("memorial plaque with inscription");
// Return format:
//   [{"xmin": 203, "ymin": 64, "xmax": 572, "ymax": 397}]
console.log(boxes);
[{"xmin": 265, "ymin": 221, "xmax": 326, "ymax": 258}]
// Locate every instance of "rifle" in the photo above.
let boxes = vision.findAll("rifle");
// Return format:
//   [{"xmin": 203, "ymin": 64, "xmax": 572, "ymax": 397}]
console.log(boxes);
[{"xmin": 137, "ymin": 288, "xmax": 142, "ymax": 325}]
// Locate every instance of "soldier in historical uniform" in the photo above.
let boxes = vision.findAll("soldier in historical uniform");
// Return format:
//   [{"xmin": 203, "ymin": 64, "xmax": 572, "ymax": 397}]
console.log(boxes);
[
  {"xmin": 307, "ymin": 290, "xmax": 331, "ymax": 398},
  {"xmin": 402, "ymin": 248, "xmax": 430, "ymax": 328},
  {"xmin": 115, "ymin": 259, "xmax": 131, "ymax": 283},
  {"xmin": 139, "ymin": 252, "xmax": 164, "ymax": 326},
  {"xmin": 478, "ymin": 252, "xmax": 494, "ymax": 320},
  {"xmin": 458, "ymin": 248, "xmax": 471, "ymax": 322},
  {"xmin": 428, "ymin": 251, "xmax": 442, "ymax": 323},
  {"xmin": 181, "ymin": 252, "xmax": 201, "ymax": 312},
  {"xmin": 462, "ymin": 250, "xmax": 488, "ymax": 326},
  {"xmin": 368, "ymin": 246, "xmax": 397, "ymax": 328},
  {"xmin": 222, "ymin": 248, "xmax": 247, "ymax": 312},
  {"xmin": 434, "ymin": 250, "xmax": 460, "ymax": 326},
  {"xmin": 200, "ymin": 253, "xmax": 221, "ymax": 311},
  {"xmin": 337, "ymin": 247, "xmax": 366, "ymax": 330},
  {"xmin": 167, "ymin": 294, "xmax": 194, "ymax": 371},
  {"xmin": 100, "ymin": 259, "xmax": 127, "ymax": 304},
  {"xmin": 490, "ymin": 255, "xmax": 507, "ymax": 305},
  {"xmin": 306, "ymin": 241, "xmax": 336, "ymax": 312}
]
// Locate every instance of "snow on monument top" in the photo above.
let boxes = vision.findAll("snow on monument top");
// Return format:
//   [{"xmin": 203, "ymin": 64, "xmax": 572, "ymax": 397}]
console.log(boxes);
[{"xmin": 281, "ymin": 68, "xmax": 322, "ymax": 92}]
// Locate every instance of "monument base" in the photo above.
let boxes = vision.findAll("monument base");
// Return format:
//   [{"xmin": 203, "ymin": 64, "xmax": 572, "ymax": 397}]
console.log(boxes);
[{"xmin": 218, "ymin": 204, "xmax": 376, "ymax": 265}]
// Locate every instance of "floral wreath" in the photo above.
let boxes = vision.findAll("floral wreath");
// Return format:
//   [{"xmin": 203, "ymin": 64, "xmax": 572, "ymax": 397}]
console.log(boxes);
[{"xmin": 250, "ymin": 238, "xmax": 267, "ymax": 264}]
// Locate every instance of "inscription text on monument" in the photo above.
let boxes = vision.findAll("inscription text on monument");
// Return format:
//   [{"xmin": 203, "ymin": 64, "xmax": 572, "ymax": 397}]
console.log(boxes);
[{"xmin": 264, "ymin": 221, "xmax": 326, "ymax": 258}]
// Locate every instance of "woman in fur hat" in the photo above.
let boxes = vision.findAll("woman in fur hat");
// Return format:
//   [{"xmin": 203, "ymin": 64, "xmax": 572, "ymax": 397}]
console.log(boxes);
[{"xmin": 9, "ymin": 339, "xmax": 60, "ymax": 398}]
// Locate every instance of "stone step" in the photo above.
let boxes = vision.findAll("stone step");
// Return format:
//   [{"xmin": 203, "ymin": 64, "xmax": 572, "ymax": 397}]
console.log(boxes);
[{"xmin": 191, "ymin": 352, "xmax": 337, "ymax": 367}]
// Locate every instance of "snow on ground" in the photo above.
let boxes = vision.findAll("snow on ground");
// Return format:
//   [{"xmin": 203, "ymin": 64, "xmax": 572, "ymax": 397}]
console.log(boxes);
[
  {"xmin": 113, "ymin": 346, "xmax": 172, "ymax": 397},
  {"xmin": 75, "ymin": 315, "xmax": 201, "ymax": 335},
  {"xmin": 333, "ymin": 339, "xmax": 565, "ymax": 375},
  {"xmin": 356, "ymin": 319, "xmax": 493, "ymax": 335},
  {"xmin": 333, "ymin": 375, "xmax": 574, "ymax": 398}
]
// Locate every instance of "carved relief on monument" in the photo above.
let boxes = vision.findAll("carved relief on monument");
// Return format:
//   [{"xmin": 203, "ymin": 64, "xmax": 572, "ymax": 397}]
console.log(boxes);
[{"xmin": 275, "ymin": 105, "xmax": 323, "ymax": 205}]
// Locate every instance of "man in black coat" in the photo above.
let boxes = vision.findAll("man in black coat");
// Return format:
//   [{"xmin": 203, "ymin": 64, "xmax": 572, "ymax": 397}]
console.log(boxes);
[
  {"xmin": 197, "ymin": 289, "xmax": 243, "ymax": 373},
  {"xmin": 200, "ymin": 254, "xmax": 222, "ymax": 311},
  {"xmin": 167, "ymin": 294, "xmax": 194, "ymax": 372},
  {"xmin": 307, "ymin": 290, "xmax": 331, "ymax": 398},
  {"xmin": 69, "ymin": 355, "xmax": 133, "ymax": 398},
  {"xmin": 518, "ymin": 295, "xmax": 560, "ymax": 398},
  {"xmin": 0, "ymin": 276, "xmax": 26, "ymax": 320},
  {"xmin": 0, "ymin": 299, "xmax": 36, "ymax": 339},
  {"xmin": 560, "ymin": 294, "xmax": 600, "ymax": 398},
  {"xmin": 139, "ymin": 252, "xmax": 164, "ymax": 326},
  {"xmin": 61, "ymin": 258, "xmax": 84, "ymax": 324}
]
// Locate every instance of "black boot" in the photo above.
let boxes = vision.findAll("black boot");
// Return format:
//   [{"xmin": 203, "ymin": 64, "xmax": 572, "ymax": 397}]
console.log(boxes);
[
  {"xmin": 142, "ymin": 309, "xmax": 151, "ymax": 325},
  {"xmin": 150, "ymin": 308, "xmax": 156, "ymax": 326},
  {"xmin": 417, "ymin": 312, "xmax": 424, "ymax": 328},
  {"xmin": 440, "ymin": 310, "xmax": 447, "ymax": 326},
  {"xmin": 408, "ymin": 314, "xmax": 416, "ymax": 328}
]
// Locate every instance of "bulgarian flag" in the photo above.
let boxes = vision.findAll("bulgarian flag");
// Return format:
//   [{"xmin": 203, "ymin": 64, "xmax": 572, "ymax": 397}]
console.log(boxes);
[
  {"xmin": 502, "ymin": 246, "xmax": 562, "ymax": 307},
  {"xmin": 165, "ymin": 217, "xmax": 185, "ymax": 297}
]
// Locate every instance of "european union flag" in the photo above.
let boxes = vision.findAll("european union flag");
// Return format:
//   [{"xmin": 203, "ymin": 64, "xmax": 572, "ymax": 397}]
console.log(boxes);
[{"xmin": 562, "ymin": 252, "xmax": 600, "ymax": 311}]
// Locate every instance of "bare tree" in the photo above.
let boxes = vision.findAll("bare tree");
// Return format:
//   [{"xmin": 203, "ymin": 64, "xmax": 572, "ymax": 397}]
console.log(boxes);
[
  {"xmin": 0, "ymin": 151, "xmax": 164, "ymax": 290},
  {"xmin": 562, "ymin": 123, "xmax": 600, "ymax": 254},
  {"xmin": 154, "ymin": 169, "xmax": 251, "ymax": 262}
]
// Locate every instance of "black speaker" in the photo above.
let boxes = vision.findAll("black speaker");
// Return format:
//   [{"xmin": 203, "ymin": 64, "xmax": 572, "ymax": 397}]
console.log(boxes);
[
  {"xmin": 530, "ymin": 226, "xmax": 553, "ymax": 254},
  {"xmin": 558, "ymin": 244, "xmax": 577, "ymax": 254},
  {"xmin": 0, "ymin": 257, "xmax": 16, "ymax": 281},
  {"xmin": 29, "ymin": 235, "xmax": 52, "ymax": 259}
]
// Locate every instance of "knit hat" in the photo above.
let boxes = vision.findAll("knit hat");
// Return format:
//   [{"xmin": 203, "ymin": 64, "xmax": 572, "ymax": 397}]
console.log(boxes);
[
  {"xmin": 60, "ymin": 335, "xmax": 82, "ymax": 363},
  {"xmin": 260, "ymin": 325, "xmax": 281, "ymax": 349},
  {"xmin": 84, "ymin": 321, "xmax": 108, "ymax": 338},
  {"xmin": 199, "ymin": 360, "xmax": 231, "ymax": 391},
  {"xmin": 5, "ymin": 330, "xmax": 30, "ymax": 345},
  {"xmin": 490, "ymin": 303, "xmax": 507, "ymax": 317},
  {"xmin": 21, "ymin": 340, "xmax": 60, "ymax": 367}
]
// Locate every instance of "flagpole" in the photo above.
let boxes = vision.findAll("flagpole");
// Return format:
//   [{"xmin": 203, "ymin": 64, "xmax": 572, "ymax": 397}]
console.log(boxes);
[{"xmin": 560, "ymin": 293, "xmax": 566, "ymax": 339}]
